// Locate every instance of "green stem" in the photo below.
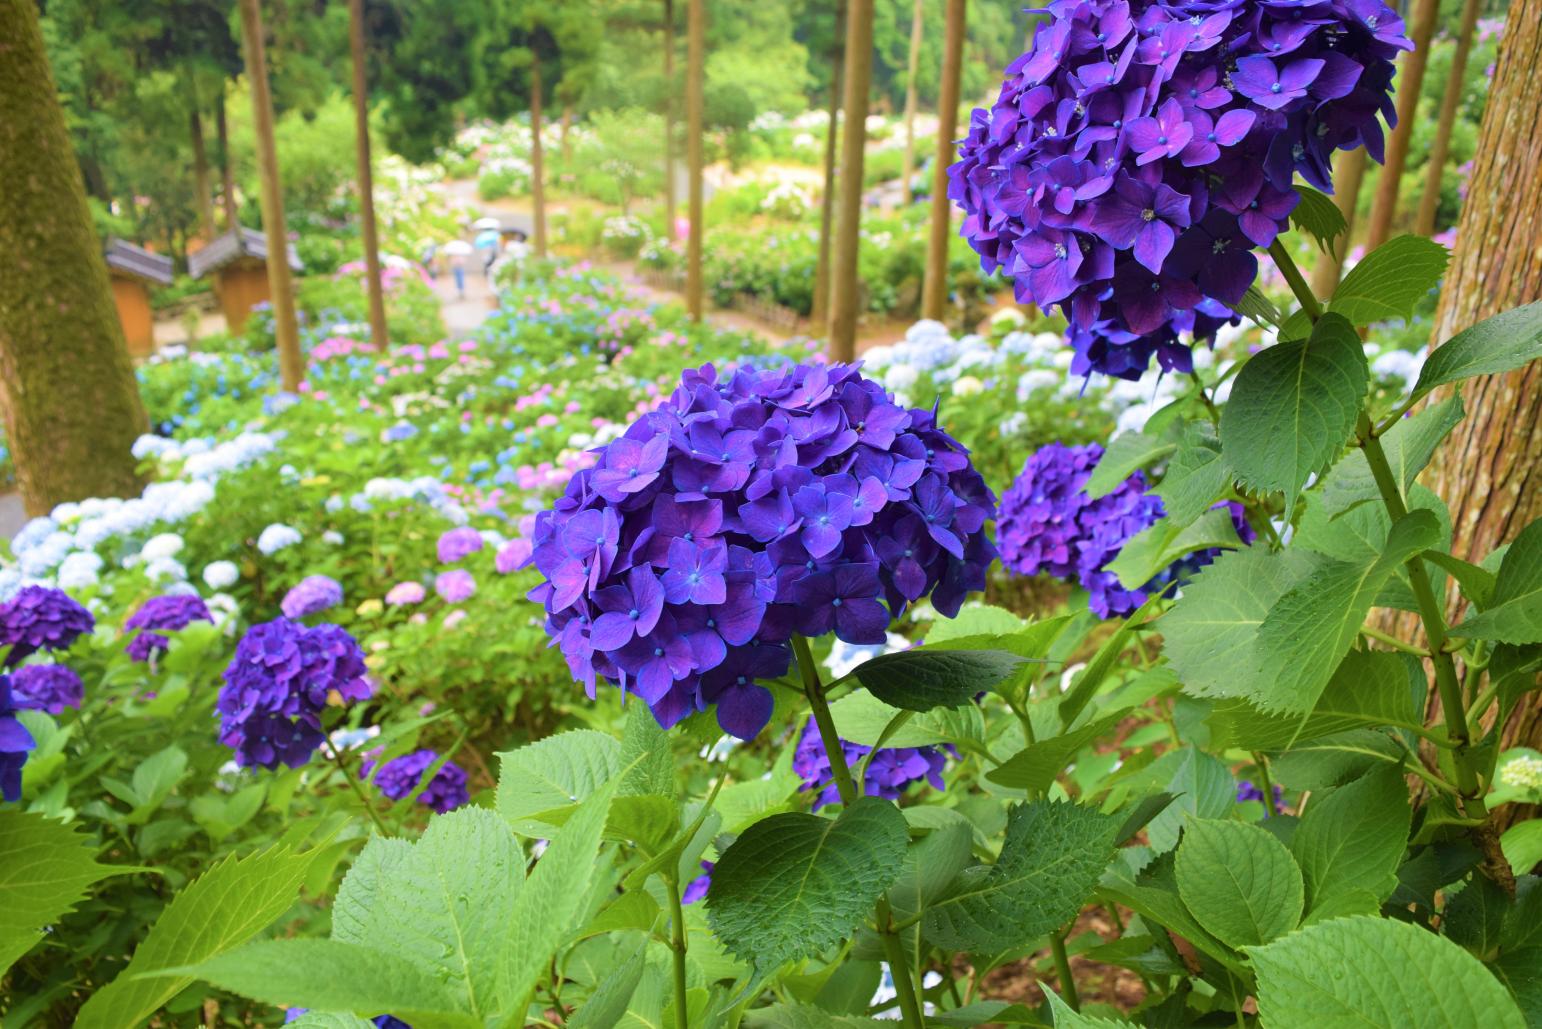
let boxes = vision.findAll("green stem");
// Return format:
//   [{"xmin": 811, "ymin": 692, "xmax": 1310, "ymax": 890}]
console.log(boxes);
[
  {"xmin": 1267, "ymin": 239, "xmax": 1322, "ymax": 323},
  {"xmin": 326, "ymin": 739, "xmax": 391, "ymax": 837},
  {"xmin": 1359, "ymin": 623, "xmax": 1430, "ymax": 657},
  {"xmin": 666, "ymin": 873, "xmax": 690, "ymax": 1029},
  {"xmin": 794, "ymin": 635, "xmax": 925, "ymax": 1029},
  {"xmin": 1252, "ymin": 752, "xmax": 1277, "ymax": 814},
  {"xmin": 1050, "ymin": 930, "xmax": 1079, "ymax": 1010}
]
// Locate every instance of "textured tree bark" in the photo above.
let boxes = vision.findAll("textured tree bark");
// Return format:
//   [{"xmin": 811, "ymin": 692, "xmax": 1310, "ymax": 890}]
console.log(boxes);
[
  {"xmin": 898, "ymin": 0, "xmax": 924, "ymax": 207},
  {"xmin": 217, "ymin": 94, "xmax": 239, "ymax": 229},
  {"xmin": 920, "ymin": 0, "xmax": 965, "ymax": 322},
  {"xmin": 530, "ymin": 60, "xmax": 547, "ymax": 259},
  {"xmin": 812, "ymin": 0, "xmax": 845, "ymax": 326},
  {"xmin": 0, "ymin": 0, "xmax": 147, "ymax": 515},
  {"xmin": 685, "ymin": 0, "xmax": 705, "ymax": 322},
  {"xmin": 1362, "ymin": 0, "xmax": 1441, "ymax": 253},
  {"xmin": 349, "ymin": 0, "xmax": 389, "ymax": 350},
  {"xmin": 1414, "ymin": 0, "xmax": 1482, "ymax": 238},
  {"xmin": 1308, "ymin": 146, "xmax": 1367, "ymax": 299},
  {"xmin": 189, "ymin": 100, "xmax": 217, "ymax": 241},
  {"xmin": 662, "ymin": 0, "xmax": 676, "ymax": 232},
  {"xmin": 238, "ymin": 0, "xmax": 304, "ymax": 391},
  {"xmin": 828, "ymin": 0, "xmax": 874, "ymax": 361}
]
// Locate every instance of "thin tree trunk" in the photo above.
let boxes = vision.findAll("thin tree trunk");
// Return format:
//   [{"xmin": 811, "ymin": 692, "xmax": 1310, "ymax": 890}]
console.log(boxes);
[
  {"xmin": 238, "ymin": 0, "xmax": 303, "ymax": 391},
  {"xmin": 1414, "ymin": 0, "xmax": 1481, "ymax": 237},
  {"xmin": 828, "ymin": 0, "xmax": 874, "ymax": 361},
  {"xmin": 899, "ymin": 0, "xmax": 924, "ymax": 207},
  {"xmin": 812, "ymin": 0, "xmax": 846, "ymax": 326},
  {"xmin": 217, "ymin": 92, "xmax": 239, "ymax": 229},
  {"xmin": 0, "ymin": 0, "xmax": 147, "ymax": 515},
  {"xmin": 1363, "ymin": 0, "xmax": 1441, "ymax": 253},
  {"xmin": 1308, "ymin": 146, "xmax": 1368, "ymax": 299},
  {"xmin": 663, "ymin": 0, "xmax": 676, "ymax": 232},
  {"xmin": 530, "ymin": 60, "xmax": 547, "ymax": 259},
  {"xmin": 920, "ymin": 0, "xmax": 965, "ymax": 322},
  {"xmin": 561, "ymin": 104, "xmax": 574, "ymax": 163},
  {"xmin": 349, "ymin": 0, "xmax": 389, "ymax": 350},
  {"xmin": 685, "ymin": 0, "xmax": 705, "ymax": 322},
  {"xmin": 189, "ymin": 99, "xmax": 217, "ymax": 241}
]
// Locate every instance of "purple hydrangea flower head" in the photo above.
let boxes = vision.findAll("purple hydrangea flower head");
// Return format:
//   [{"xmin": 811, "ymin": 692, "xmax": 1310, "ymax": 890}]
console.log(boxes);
[
  {"xmin": 0, "ymin": 586, "xmax": 94, "ymax": 666},
  {"xmin": 0, "ymin": 676, "xmax": 35, "ymax": 802},
  {"xmin": 11, "ymin": 664, "xmax": 84, "ymax": 715},
  {"xmin": 791, "ymin": 718, "xmax": 952, "ymax": 810},
  {"xmin": 437, "ymin": 526, "xmax": 485, "ymax": 564},
  {"xmin": 216, "ymin": 618, "xmax": 372, "ymax": 769},
  {"xmin": 280, "ymin": 575, "xmax": 344, "ymax": 619},
  {"xmin": 495, "ymin": 538, "xmax": 532, "ymax": 574},
  {"xmin": 1237, "ymin": 778, "xmax": 1284, "ymax": 813},
  {"xmin": 361, "ymin": 748, "xmax": 470, "ymax": 814},
  {"xmin": 527, "ymin": 362, "xmax": 997, "ymax": 741},
  {"xmin": 385, "ymin": 581, "xmax": 426, "ymax": 606},
  {"xmin": 682, "ymin": 860, "xmax": 715, "ymax": 904},
  {"xmin": 951, "ymin": 0, "xmax": 1411, "ymax": 377},
  {"xmin": 997, "ymin": 442, "xmax": 1253, "ymax": 617},
  {"xmin": 124, "ymin": 594, "xmax": 214, "ymax": 663},
  {"xmin": 435, "ymin": 569, "xmax": 477, "ymax": 603}
]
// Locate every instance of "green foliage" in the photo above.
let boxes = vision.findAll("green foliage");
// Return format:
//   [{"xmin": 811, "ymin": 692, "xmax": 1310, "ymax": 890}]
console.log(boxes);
[
  {"xmin": 1413, "ymin": 301, "xmax": 1542, "ymax": 402},
  {"xmin": 1291, "ymin": 767, "xmax": 1410, "ymax": 918},
  {"xmin": 0, "ymin": 810, "xmax": 130, "ymax": 974},
  {"xmin": 1328, "ymin": 235, "xmax": 1451, "ymax": 328},
  {"xmin": 844, "ymin": 647, "xmax": 1024, "ymax": 712},
  {"xmin": 1174, "ymin": 819, "xmax": 1302, "ymax": 948},
  {"xmin": 1453, "ymin": 516, "xmax": 1542, "ymax": 644},
  {"xmin": 1290, "ymin": 185, "xmax": 1347, "ymax": 254}
]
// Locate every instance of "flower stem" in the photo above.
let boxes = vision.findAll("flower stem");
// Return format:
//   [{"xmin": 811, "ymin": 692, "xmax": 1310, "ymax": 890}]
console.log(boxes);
[
  {"xmin": 1267, "ymin": 239, "xmax": 1322, "ymax": 323},
  {"xmin": 665, "ymin": 873, "xmax": 691, "ymax": 1029},
  {"xmin": 326, "ymin": 739, "xmax": 391, "ymax": 837},
  {"xmin": 1050, "ymin": 930, "xmax": 1079, "ymax": 1010},
  {"xmin": 793, "ymin": 635, "xmax": 925, "ymax": 1029},
  {"xmin": 1359, "ymin": 623, "xmax": 1430, "ymax": 657}
]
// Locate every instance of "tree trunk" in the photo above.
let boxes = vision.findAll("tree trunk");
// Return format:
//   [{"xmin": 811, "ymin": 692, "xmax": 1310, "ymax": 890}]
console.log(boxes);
[
  {"xmin": 561, "ymin": 104, "xmax": 574, "ymax": 163},
  {"xmin": 349, "ymin": 0, "xmax": 389, "ymax": 350},
  {"xmin": 189, "ymin": 100, "xmax": 217, "ymax": 241},
  {"xmin": 827, "ymin": 0, "xmax": 874, "ymax": 361},
  {"xmin": 1308, "ymin": 146, "xmax": 1368, "ymax": 299},
  {"xmin": 685, "ymin": 0, "xmax": 705, "ymax": 322},
  {"xmin": 1363, "ymin": 0, "xmax": 1441, "ymax": 253},
  {"xmin": 217, "ymin": 92, "xmax": 239, "ymax": 229},
  {"xmin": 920, "ymin": 0, "xmax": 964, "ymax": 322},
  {"xmin": 812, "ymin": 0, "xmax": 846, "ymax": 326},
  {"xmin": 238, "ymin": 0, "xmax": 303, "ymax": 391},
  {"xmin": 1414, "ymin": 0, "xmax": 1481, "ymax": 238},
  {"xmin": 0, "ymin": 0, "xmax": 147, "ymax": 515},
  {"xmin": 898, "ymin": 0, "xmax": 924, "ymax": 207},
  {"xmin": 663, "ymin": 0, "xmax": 676, "ymax": 232},
  {"xmin": 1421, "ymin": 0, "xmax": 1542, "ymax": 830},
  {"xmin": 530, "ymin": 60, "xmax": 547, "ymax": 259}
]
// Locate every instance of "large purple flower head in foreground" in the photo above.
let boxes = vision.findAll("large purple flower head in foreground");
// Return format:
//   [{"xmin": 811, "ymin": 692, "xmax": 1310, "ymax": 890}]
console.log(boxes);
[
  {"xmin": 998, "ymin": 441, "xmax": 1254, "ymax": 616},
  {"xmin": 11, "ymin": 664, "xmax": 84, "ymax": 715},
  {"xmin": 124, "ymin": 594, "xmax": 214, "ymax": 663},
  {"xmin": 527, "ymin": 361, "xmax": 997, "ymax": 740},
  {"xmin": 0, "ymin": 676, "xmax": 34, "ymax": 802},
  {"xmin": 0, "ymin": 586, "xmax": 94, "ymax": 666},
  {"xmin": 361, "ymin": 748, "xmax": 470, "ymax": 814},
  {"xmin": 217, "ymin": 618, "xmax": 372, "ymax": 769},
  {"xmin": 951, "ymin": 0, "xmax": 1411, "ymax": 378},
  {"xmin": 792, "ymin": 718, "xmax": 953, "ymax": 810}
]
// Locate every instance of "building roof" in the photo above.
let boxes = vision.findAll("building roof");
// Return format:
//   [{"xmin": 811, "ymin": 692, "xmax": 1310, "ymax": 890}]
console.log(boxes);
[
  {"xmin": 187, "ymin": 226, "xmax": 303, "ymax": 279},
  {"xmin": 103, "ymin": 237, "xmax": 174, "ymax": 286}
]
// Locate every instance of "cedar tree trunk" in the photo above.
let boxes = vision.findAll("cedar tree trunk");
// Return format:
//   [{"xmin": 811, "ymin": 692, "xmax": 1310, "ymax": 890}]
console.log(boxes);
[
  {"xmin": 899, "ymin": 0, "xmax": 924, "ymax": 207},
  {"xmin": 349, "ymin": 0, "xmax": 389, "ymax": 349},
  {"xmin": 812, "ymin": 0, "xmax": 846, "ymax": 326},
  {"xmin": 920, "ymin": 0, "xmax": 964, "ymax": 321},
  {"xmin": 685, "ymin": 0, "xmax": 706, "ymax": 321},
  {"xmin": 828, "ymin": 0, "xmax": 875, "ymax": 361}
]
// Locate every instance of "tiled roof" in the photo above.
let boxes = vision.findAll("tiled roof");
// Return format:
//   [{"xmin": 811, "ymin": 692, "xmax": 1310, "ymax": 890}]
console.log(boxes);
[
  {"xmin": 188, "ymin": 226, "xmax": 303, "ymax": 278},
  {"xmin": 103, "ymin": 238, "xmax": 174, "ymax": 285}
]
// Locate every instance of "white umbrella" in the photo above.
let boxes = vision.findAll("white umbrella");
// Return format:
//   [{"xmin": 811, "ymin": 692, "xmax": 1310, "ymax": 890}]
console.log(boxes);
[
  {"xmin": 471, "ymin": 216, "xmax": 502, "ymax": 230},
  {"xmin": 441, "ymin": 240, "xmax": 473, "ymax": 256}
]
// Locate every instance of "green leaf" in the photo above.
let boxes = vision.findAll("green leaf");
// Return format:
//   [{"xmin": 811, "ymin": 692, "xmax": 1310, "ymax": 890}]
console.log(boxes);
[
  {"xmin": 1142, "ymin": 748, "xmax": 1237, "ymax": 853},
  {"xmin": 496, "ymin": 729, "xmax": 620, "ymax": 835},
  {"xmin": 1316, "ymin": 393, "xmax": 1465, "ymax": 517},
  {"xmin": 1445, "ymin": 875, "xmax": 1511, "ymax": 960},
  {"xmin": 1254, "ymin": 509, "xmax": 1440, "ymax": 713},
  {"xmin": 1414, "ymin": 301, "xmax": 1542, "ymax": 401},
  {"xmin": 567, "ymin": 942, "xmax": 649, "ymax": 1029},
  {"xmin": 619, "ymin": 701, "xmax": 675, "ymax": 798},
  {"xmin": 1046, "ymin": 988, "xmax": 1141, "ymax": 1027},
  {"xmin": 1085, "ymin": 431, "xmax": 1176, "ymax": 500},
  {"xmin": 1153, "ymin": 423, "xmax": 1230, "ymax": 528},
  {"xmin": 1220, "ymin": 312, "xmax": 1368, "ymax": 518},
  {"xmin": 1249, "ymin": 915, "xmax": 1526, "ymax": 1028},
  {"xmin": 1425, "ymin": 551, "xmax": 1498, "ymax": 610},
  {"xmin": 1105, "ymin": 504, "xmax": 1244, "ymax": 590},
  {"xmin": 169, "ymin": 939, "xmax": 464, "ymax": 1023},
  {"xmin": 829, "ymin": 691, "xmax": 984, "ymax": 749},
  {"xmin": 1291, "ymin": 766, "xmax": 1411, "ymax": 917},
  {"xmin": 285, "ymin": 1014, "xmax": 376, "ymax": 1029},
  {"xmin": 1237, "ymin": 285, "xmax": 1282, "ymax": 328},
  {"xmin": 1160, "ymin": 546, "xmax": 1323, "ymax": 702},
  {"xmin": 1291, "ymin": 184, "xmax": 1348, "ymax": 253},
  {"xmin": 1099, "ymin": 849, "xmax": 1243, "ymax": 972},
  {"xmin": 986, "ymin": 709, "xmax": 1131, "ymax": 793},
  {"xmin": 1453, "ymin": 517, "xmax": 1542, "ymax": 644},
  {"xmin": 708, "ymin": 797, "xmax": 907, "ymax": 974},
  {"xmin": 73, "ymin": 843, "xmax": 314, "ymax": 1029},
  {"xmin": 0, "ymin": 810, "xmax": 130, "ymax": 974},
  {"xmin": 925, "ymin": 603, "xmax": 1027, "ymax": 641},
  {"xmin": 924, "ymin": 800, "xmax": 1119, "ymax": 952},
  {"xmin": 1329, "ymin": 235, "xmax": 1450, "ymax": 327},
  {"xmin": 1058, "ymin": 593, "xmax": 1161, "ymax": 728},
  {"xmin": 1207, "ymin": 649, "xmax": 1423, "ymax": 750},
  {"xmin": 1175, "ymin": 819, "xmax": 1303, "ymax": 948},
  {"xmin": 1501, "ymin": 821, "xmax": 1542, "ymax": 878},
  {"xmin": 848, "ymin": 648, "xmax": 1024, "ymax": 711}
]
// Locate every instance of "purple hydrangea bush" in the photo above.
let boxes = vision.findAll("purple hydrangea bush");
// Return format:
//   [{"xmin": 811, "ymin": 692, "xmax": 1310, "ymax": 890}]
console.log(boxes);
[
  {"xmin": 280, "ymin": 575, "xmax": 345, "ymax": 619},
  {"xmin": 998, "ymin": 441, "xmax": 1253, "ymax": 616},
  {"xmin": 124, "ymin": 594, "xmax": 214, "ymax": 662},
  {"xmin": 0, "ymin": 586, "xmax": 94, "ymax": 666},
  {"xmin": 791, "ymin": 718, "xmax": 953, "ymax": 810},
  {"xmin": 950, "ymin": 0, "xmax": 1412, "ymax": 378},
  {"xmin": 527, "ymin": 362, "xmax": 997, "ymax": 739},
  {"xmin": 361, "ymin": 748, "xmax": 470, "ymax": 814},
  {"xmin": 217, "ymin": 618, "xmax": 372, "ymax": 768}
]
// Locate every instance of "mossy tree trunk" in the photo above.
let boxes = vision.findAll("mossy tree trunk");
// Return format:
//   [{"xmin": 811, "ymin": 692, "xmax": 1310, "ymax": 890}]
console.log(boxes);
[
  {"xmin": 827, "ymin": 0, "xmax": 874, "ymax": 361},
  {"xmin": 217, "ymin": 93, "xmax": 240, "ymax": 229},
  {"xmin": 685, "ymin": 0, "xmax": 706, "ymax": 322},
  {"xmin": 1362, "ymin": 0, "xmax": 1441, "ymax": 253},
  {"xmin": 530, "ymin": 58, "xmax": 547, "ymax": 259},
  {"xmin": 812, "ymin": 0, "xmax": 845, "ymax": 326},
  {"xmin": 349, "ymin": 0, "xmax": 389, "ymax": 350},
  {"xmin": 0, "ymin": 0, "xmax": 148, "ymax": 516},
  {"xmin": 1414, "ymin": 0, "xmax": 1482, "ymax": 238},
  {"xmin": 920, "ymin": 0, "xmax": 964, "ymax": 322},
  {"xmin": 898, "ymin": 0, "xmax": 924, "ymax": 207},
  {"xmin": 189, "ymin": 98, "xmax": 217, "ymax": 241}
]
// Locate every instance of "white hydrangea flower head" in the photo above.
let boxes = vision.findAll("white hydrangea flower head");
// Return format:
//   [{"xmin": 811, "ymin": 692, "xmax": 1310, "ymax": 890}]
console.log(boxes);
[
  {"xmin": 256, "ymin": 524, "xmax": 302, "ymax": 555},
  {"xmin": 203, "ymin": 560, "xmax": 240, "ymax": 590}
]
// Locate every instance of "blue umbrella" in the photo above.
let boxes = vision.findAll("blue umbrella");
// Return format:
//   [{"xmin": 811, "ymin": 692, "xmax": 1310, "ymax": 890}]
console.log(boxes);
[{"xmin": 474, "ymin": 229, "xmax": 501, "ymax": 250}]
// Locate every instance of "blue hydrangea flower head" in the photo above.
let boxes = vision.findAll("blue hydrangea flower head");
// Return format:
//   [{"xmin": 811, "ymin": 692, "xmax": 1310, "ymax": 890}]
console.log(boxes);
[
  {"xmin": 791, "ymin": 718, "xmax": 953, "ymax": 810},
  {"xmin": 361, "ymin": 748, "xmax": 470, "ymax": 814},
  {"xmin": 0, "ymin": 586, "xmax": 94, "ymax": 666},
  {"xmin": 0, "ymin": 675, "xmax": 34, "ymax": 802},
  {"xmin": 951, "ymin": 0, "xmax": 1412, "ymax": 378},
  {"xmin": 124, "ymin": 594, "xmax": 214, "ymax": 663},
  {"xmin": 527, "ymin": 362, "xmax": 997, "ymax": 741},
  {"xmin": 280, "ymin": 575, "xmax": 345, "ymax": 619},
  {"xmin": 10, "ymin": 664, "xmax": 84, "ymax": 715},
  {"xmin": 217, "ymin": 618, "xmax": 372, "ymax": 769}
]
